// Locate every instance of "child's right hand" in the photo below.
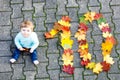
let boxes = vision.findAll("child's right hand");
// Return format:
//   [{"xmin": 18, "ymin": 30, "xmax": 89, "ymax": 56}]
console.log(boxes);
[{"xmin": 19, "ymin": 48, "xmax": 25, "ymax": 51}]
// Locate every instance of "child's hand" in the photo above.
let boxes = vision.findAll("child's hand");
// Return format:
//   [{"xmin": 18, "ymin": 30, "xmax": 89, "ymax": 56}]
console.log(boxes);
[
  {"xmin": 30, "ymin": 49, "xmax": 34, "ymax": 53},
  {"xmin": 19, "ymin": 48, "xmax": 25, "ymax": 51}
]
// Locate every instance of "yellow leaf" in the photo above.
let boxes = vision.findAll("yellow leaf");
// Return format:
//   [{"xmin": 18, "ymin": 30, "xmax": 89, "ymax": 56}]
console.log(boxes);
[
  {"xmin": 61, "ymin": 32, "xmax": 70, "ymax": 39},
  {"xmin": 103, "ymin": 32, "xmax": 112, "ymax": 38},
  {"xmin": 81, "ymin": 53, "xmax": 92, "ymax": 61},
  {"xmin": 61, "ymin": 38, "xmax": 73, "ymax": 49},
  {"xmin": 79, "ymin": 43, "xmax": 88, "ymax": 49},
  {"xmin": 103, "ymin": 55, "xmax": 114, "ymax": 64},
  {"xmin": 102, "ymin": 50, "xmax": 111, "ymax": 56},
  {"xmin": 84, "ymin": 12, "xmax": 94, "ymax": 23},
  {"xmin": 90, "ymin": 12, "xmax": 96, "ymax": 20},
  {"xmin": 49, "ymin": 29, "xmax": 58, "ymax": 36},
  {"xmin": 93, "ymin": 63, "xmax": 103, "ymax": 74},
  {"xmin": 58, "ymin": 20, "xmax": 71, "ymax": 27},
  {"xmin": 102, "ymin": 40, "xmax": 113, "ymax": 52},
  {"xmin": 62, "ymin": 53, "xmax": 73, "ymax": 65},
  {"xmin": 86, "ymin": 62, "xmax": 96, "ymax": 69}
]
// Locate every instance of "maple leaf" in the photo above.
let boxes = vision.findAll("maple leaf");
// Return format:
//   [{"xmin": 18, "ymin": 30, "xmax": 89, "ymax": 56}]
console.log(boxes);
[
  {"xmin": 97, "ymin": 17, "xmax": 106, "ymax": 25},
  {"xmin": 78, "ymin": 34, "xmax": 86, "ymax": 41},
  {"xmin": 78, "ymin": 48, "xmax": 88, "ymax": 56},
  {"xmin": 101, "ymin": 61, "xmax": 110, "ymax": 72},
  {"xmin": 102, "ymin": 50, "xmax": 111, "ymax": 56},
  {"xmin": 61, "ymin": 32, "xmax": 70, "ymax": 39},
  {"xmin": 62, "ymin": 53, "xmax": 73, "ymax": 66},
  {"xmin": 90, "ymin": 12, "xmax": 96, "ymax": 20},
  {"xmin": 79, "ymin": 16, "xmax": 89, "ymax": 24},
  {"xmin": 75, "ymin": 32, "xmax": 86, "ymax": 41},
  {"xmin": 103, "ymin": 32, "xmax": 112, "ymax": 38},
  {"xmin": 58, "ymin": 20, "xmax": 71, "ymax": 27},
  {"xmin": 98, "ymin": 22, "xmax": 109, "ymax": 30},
  {"xmin": 61, "ymin": 38, "xmax": 73, "ymax": 49},
  {"xmin": 102, "ymin": 27, "xmax": 111, "ymax": 33},
  {"xmin": 78, "ymin": 40, "xmax": 87, "ymax": 45},
  {"xmin": 79, "ymin": 43, "xmax": 88, "ymax": 49},
  {"xmin": 103, "ymin": 55, "xmax": 114, "ymax": 65},
  {"xmin": 94, "ymin": 13, "xmax": 103, "ymax": 20},
  {"xmin": 84, "ymin": 12, "xmax": 93, "ymax": 23},
  {"xmin": 44, "ymin": 32, "xmax": 53, "ymax": 39},
  {"xmin": 81, "ymin": 59, "xmax": 90, "ymax": 66},
  {"xmin": 101, "ymin": 40, "xmax": 113, "ymax": 52},
  {"xmin": 86, "ymin": 62, "xmax": 96, "ymax": 69},
  {"xmin": 61, "ymin": 16, "xmax": 71, "ymax": 22},
  {"xmin": 49, "ymin": 29, "xmax": 59, "ymax": 36},
  {"xmin": 61, "ymin": 26, "xmax": 70, "ymax": 32},
  {"xmin": 93, "ymin": 63, "xmax": 103, "ymax": 74},
  {"xmin": 63, "ymin": 49, "xmax": 73, "ymax": 55},
  {"xmin": 79, "ymin": 23, "xmax": 88, "ymax": 31},
  {"xmin": 106, "ymin": 36, "xmax": 116, "ymax": 45},
  {"xmin": 81, "ymin": 53, "xmax": 92, "ymax": 61},
  {"xmin": 62, "ymin": 65, "xmax": 74, "ymax": 74},
  {"xmin": 53, "ymin": 22, "xmax": 63, "ymax": 31}
]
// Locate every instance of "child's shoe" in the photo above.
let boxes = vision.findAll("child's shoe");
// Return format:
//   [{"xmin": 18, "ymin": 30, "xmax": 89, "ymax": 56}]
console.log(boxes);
[
  {"xmin": 10, "ymin": 58, "xmax": 16, "ymax": 63},
  {"xmin": 33, "ymin": 60, "xmax": 39, "ymax": 65}
]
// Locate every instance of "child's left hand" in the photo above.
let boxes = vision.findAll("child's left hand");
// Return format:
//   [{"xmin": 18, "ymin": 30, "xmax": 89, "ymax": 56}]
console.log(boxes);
[{"xmin": 30, "ymin": 49, "xmax": 34, "ymax": 53}]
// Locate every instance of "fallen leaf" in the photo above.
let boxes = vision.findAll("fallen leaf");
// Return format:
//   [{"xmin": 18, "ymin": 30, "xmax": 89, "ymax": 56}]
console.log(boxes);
[
  {"xmin": 58, "ymin": 20, "xmax": 71, "ymax": 27},
  {"xmin": 101, "ymin": 61, "xmax": 110, "ymax": 72},
  {"xmin": 86, "ymin": 62, "xmax": 96, "ymax": 69},
  {"xmin": 84, "ymin": 12, "xmax": 93, "ymax": 23},
  {"xmin": 97, "ymin": 17, "xmax": 106, "ymax": 25},
  {"xmin": 81, "ymin": 59, "xmax": 90, "ymax": 66},
  {"xmin": 103, "ymin": 55, "xmax": 114, "ymax": 64},
  {"xmin": 93, "ymin": 63, "xmax": 103, "ymax": 74},
  {"xmin": 62, "ymin": 53, "xmax": 73, "ymax": 66},
  {"xmin": 79, "ymin": 23, "xmax": 88, "ymax": 31},
  {"xmin": 62, "ymin": 64, "xmax": 74, "ymax": 74},
  {"xmin": 103, "ymin": 32, "xmax": 112, "ymax": 38},
  {"xmin": 61, "ymin": 16, "xmax": 71, "ymax": 22},
  {"xmin": 79, "ymin": 16, "xmax": 89, "ymax": 24},
  {"xmin": 94, "ymin": 13, "xmax": 103, "ymax": 20}
]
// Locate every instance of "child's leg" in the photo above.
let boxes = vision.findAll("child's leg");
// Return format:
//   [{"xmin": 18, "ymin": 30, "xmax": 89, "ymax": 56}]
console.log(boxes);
[
  {"xmin": 30, "ymin": 49, "xmax": 38, "ymax": 62},
  {"xmin": 12, "ymin": 48, "xmax": 21, "ymax": 60},
  {"xmin": 30, "ymin": 50, "xmax": 39, "ymax": 65}
]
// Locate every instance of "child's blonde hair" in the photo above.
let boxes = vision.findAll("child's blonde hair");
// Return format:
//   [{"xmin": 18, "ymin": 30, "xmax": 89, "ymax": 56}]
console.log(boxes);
[{"xmin": 20, "ymin": 20, "xmax": 34, "ymax": 31}]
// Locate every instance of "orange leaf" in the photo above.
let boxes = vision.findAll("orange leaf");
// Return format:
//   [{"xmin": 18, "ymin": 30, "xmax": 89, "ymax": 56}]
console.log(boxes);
[{"xmin": 106, "ymin": 36, "xmax": 116, "ymax": 45}]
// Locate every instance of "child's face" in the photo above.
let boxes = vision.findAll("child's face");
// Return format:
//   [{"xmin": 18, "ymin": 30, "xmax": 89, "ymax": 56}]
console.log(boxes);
[{"xmin": 21, "ymin": 27, "xmax": 32, "ymax": 37}]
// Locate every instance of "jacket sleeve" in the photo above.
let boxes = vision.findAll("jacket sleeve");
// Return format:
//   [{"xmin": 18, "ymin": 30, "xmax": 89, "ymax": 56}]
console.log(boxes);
[
  {"xmin": 31, "ymin": 33, "xmax": 39, "ymax": 51},
  {"xmin": 14, "ymin": 33, "xmax": 22, "ymax": 49}
]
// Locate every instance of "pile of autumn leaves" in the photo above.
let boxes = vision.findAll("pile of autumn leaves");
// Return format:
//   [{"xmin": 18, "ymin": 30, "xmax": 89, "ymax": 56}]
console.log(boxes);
[
  {"xmin": 44, "ymin": 16, "xmax": 74, "ymax": 74},
  {"xmin": 44, "ymin": 12, "xmax": 116, "ymax": 74},
  {"xmin": 75, "ymin": 12, "xmax": 116, "ymax": 74}
]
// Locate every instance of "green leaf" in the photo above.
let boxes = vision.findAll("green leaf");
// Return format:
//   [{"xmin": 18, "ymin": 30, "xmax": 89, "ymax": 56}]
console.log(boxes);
[
  {"xmin": 79, "ymin": 16, "xmax": 89, "ymax": 24},
  {"xmin": 97, "ymin": 18, "xmax": 106, "ymax": 25}
]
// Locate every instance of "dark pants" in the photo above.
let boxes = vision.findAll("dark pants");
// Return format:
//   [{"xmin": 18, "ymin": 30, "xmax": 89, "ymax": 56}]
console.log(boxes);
[{"xmin": 12, "ymin": 48, "xmax": 38, "ymax": 62}]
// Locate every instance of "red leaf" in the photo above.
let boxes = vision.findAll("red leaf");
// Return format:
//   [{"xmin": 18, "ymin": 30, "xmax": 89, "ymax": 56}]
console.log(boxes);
[
  {"xmin": 78, "ymin": 40, "xmax": 87, "ymax": 45},
  {"xmin": 44, "ymin": 32, "xmax": 53, "ymax": 39},
  {"xmin": 61, "ymin": 26, "xmax": 70, "ymax": 32},
  {"xmin": 101, "ymin": 61, "xmax": 110, "ymax": 72},
  {"xmin": 64, "ymin": 49, "xmax": 73, "ymax": 54},
  {"xmin": 62, "ymin": 65, "xmax": 74, "ymax": 74},
  {"xmin": 102, "ymin": 27, "xmax": 111, "ymax": 33},
  {"xmin": 94, "ymin": 13, "xmax": 103, "ymax": 20},
  {"xmin": 79, "ymin": 23, "xmax": 88, "ymax": 31},
  {"xmin": 62, "ymin": 16, "xmax": 71, "ymax": 22},
  {"xmin": 81, "ymin": 59, "xmax": 90, "ymax": 66}
]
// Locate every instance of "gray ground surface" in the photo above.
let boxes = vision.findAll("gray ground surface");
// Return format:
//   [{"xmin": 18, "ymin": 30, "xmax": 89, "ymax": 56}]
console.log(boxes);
[{"xmin": 0, "ymin": 0, "xmax": 120, "ymax": 80}]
